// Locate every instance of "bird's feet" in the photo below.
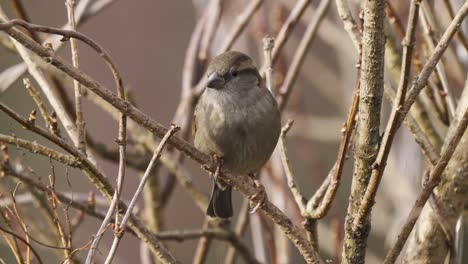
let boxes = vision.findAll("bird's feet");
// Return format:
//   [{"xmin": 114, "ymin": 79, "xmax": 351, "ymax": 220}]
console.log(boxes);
[
  {"xmin": 211, "ymin": 154, "xmax": 227, "ymax": 191},
  {"xmin": 249, "ymin": 177, "xmax": 267, "ymax": 214}
]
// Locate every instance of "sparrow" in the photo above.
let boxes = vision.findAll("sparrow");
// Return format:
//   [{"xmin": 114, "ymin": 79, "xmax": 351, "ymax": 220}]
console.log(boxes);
[{"xmin": 192, "ymin": 51, "xmax": 281, "ymax": 218}]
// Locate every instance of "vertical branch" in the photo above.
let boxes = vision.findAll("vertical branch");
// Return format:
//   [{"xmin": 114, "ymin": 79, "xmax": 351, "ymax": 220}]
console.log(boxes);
[
  {"xmin": 342, "ymin": 0, "xmax": 386, "ymax": 263},
  {"xmin": 24, "ymin": 78, "xmax": 53, "ymax": 129},
  {"xmin": 65, "ymin": 0, "xmax": 86, "ymax": 155},
  {"xmin": 400, "ymin": 2, "xmax": 468, "ymax": 129},
  {"xmin": 198, "ymin": 0, "xmax": 222, "ymax": 62},
  {"xmin": 304, "ymin": 56, "xmax": 360, "ymax": 219},
  {"xmin": 352, "ymin": 0, "xmax": 421, "ymax": 229},
  {"xmin": 442, "ymin": 0, "xmax": 468, "ymax": 50},
  {"xmin": 335, "ymin": 0, "xmax": 361, "ymax": 50},
  {"xmin": 193, "ymin": 219, "xmax": 213, "ymax": 264},
  {"xmin": 278, "ymin": 120, "xmax": 307, "ymax": 213},
  {"xmin": 0, "ymin": 225, "xmax": 44, "ymax": 264},
  {"xmin": 384, "ymin": 8, "xmax": 444, "ymax": 151},
  {"xmin": 419, "ymin": 2, "xmax": 456, "ymax": 117},
  {"xmin": 48, "ymin": 172, "xmax": 73, "ymax": 262},
  {"xmin": 224, "ymin": 199, "xmax": 250, "ymax": 264},
  {"xmin": 263, "ymin": 35, "xmax": 293, "ymax": 264},
  {"xmin": 277, "ymin": 0, "xmax": 332, "ymax": 111},
  {"xmin": 10, "ymin": 184, "xmax": 30, "ymax": 263},
  {"xmin": 219, "ymin": 0, "xmax": 264, "ymax": 53},
  {"xmin": 270, "ymin": 0, "xmax": 311, "ymax": 65},
  {"xmin": 9, "ymin": 0, "xmax": 41, "ymax": 41}
]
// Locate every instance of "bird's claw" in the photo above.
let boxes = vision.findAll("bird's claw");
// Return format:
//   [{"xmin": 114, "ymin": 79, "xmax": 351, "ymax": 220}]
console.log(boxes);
[
  {"xmin": 211, "ymin": 154, "xmax": 228, "ymax": 191},
  {"xmin": 249, "ymin": 179, "xmax": 267, "ymax": 214}
]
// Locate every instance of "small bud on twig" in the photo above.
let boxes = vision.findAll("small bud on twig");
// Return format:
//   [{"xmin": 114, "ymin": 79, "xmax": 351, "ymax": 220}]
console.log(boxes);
[{"xmin": 28, "ymin": 109, "xmax": 37, "ymax": 124}]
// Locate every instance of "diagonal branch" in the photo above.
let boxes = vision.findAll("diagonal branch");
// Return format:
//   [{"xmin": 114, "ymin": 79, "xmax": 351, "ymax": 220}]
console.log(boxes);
[{"xmin": 384, "ymin": 108, "xmax": 468, "ymax": 264}]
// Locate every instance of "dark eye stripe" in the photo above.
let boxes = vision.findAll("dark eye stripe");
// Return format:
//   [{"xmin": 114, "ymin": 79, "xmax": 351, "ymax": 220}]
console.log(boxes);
[{"xmin": 224, "ymin": 68, "xmax": 258, "ymax": 79}]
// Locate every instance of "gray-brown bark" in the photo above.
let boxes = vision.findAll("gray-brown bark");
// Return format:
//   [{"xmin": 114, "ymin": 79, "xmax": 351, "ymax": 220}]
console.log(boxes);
[{"xmin": 342, "ymin": 0, "xmax": 385, "ymax": 263}]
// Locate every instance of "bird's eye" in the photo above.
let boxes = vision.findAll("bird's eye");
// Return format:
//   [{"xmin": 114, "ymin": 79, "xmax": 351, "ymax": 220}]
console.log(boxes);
[{"xmin": 230, "ymin": 68, "xmax": 239, "ymax": 77}]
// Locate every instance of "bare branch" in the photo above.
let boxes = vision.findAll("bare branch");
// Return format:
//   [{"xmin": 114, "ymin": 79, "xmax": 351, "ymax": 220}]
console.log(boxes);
[
  {"xmin": 352, "ymin": 0, "xmax": 421, "ymax": 229},
  {"xmin": 343, "ymin": 0, "xmax": 386, "ymax": 262},
  {"xmin": 66, "ymin": 0, "xmax": 86, "ymax": 155},
  {"xmin": 277, "ymin": 0, "xmax": 332, "ymax": 111},
  {"xmin": 335, "ymin": 0, "xmax": 361, "ymax": 50},
  {"xmin": 104, "ymin": 125, "xmax": 179, "ymax": 264},
  {"xmin": 384, "ymin": 108, "xmax": 468, "ymax": 263}
]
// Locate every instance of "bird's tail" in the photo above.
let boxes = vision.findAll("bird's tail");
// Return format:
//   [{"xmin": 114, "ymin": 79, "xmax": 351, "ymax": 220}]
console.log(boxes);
[{"xmin": 206, "ymin": 183, "xmax": 233, "ymax": 218}]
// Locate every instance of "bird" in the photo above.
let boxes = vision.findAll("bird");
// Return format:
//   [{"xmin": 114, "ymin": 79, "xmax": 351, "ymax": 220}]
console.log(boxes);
[{"xmin": 192, "ymin": 51, "xmax": 281, "ymax": 218}]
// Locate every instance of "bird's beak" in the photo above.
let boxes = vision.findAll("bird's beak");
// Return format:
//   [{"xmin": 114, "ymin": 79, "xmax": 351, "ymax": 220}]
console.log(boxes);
[{"xmin": 207, "ymin": 72, "xmax": 225, "ymax": 89}]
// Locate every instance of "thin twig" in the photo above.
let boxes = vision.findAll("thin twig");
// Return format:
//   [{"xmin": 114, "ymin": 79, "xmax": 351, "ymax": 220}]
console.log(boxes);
[
  {"xmin": 103, "ymin": 125, "xmax": 179, "ymax": 264},
  {"xmin": 0, "ymin": 191, "xmax": 24, "ymax": 264},
  {"xmin": 263, "ymin": 36, "xmax": 296, "ymax": 262},
  {"xmin": 335, "ymin": 0, "xmax": 361, "ymax": 50},
  {"xmin": 193, "ymin": 0, "xmax": 265, "ymax": 95},
  {"xmin": 48, "ymin": 168, "xmax": 73, "ymax": 261},
  {"xmin": 23, "ymin": 78, "xmax": 53, "ymax": 129},
  {"xmin": 442, "ymin": 0, "xmax": 468, "ymax": 51},
  {"xmin": 157, "ymin": 11, "xmax": 207, "ymax": 234},
  {"xmin": 0, "ymin": 19, "xmax": 124, "ymax": 108},
  {"xmin": 419, "ymin": 2, "xmax": 456, "ymax": 118},
  {"xmin": 219, "ymin": 0, "xmax": 264, "ymax": 53},
  {"xmin": 271, "ymin": 0, "xmax": 311, "ymax": 65},
  {"xmin": 383, "ymin": 108, "xmax": 468, "ymax": 264},
  {"xmin": 156, "ymin": 228, "xmax": 260, "ymax": 264},
  {"xmin": 0, "ymin": 0, "xmax": 113, "ymax": 94},
  {"xmin": 278, "ymin": 120, "xmax": 307, "ymax": 213},
  {"xmin": 0, "ymin": 134, "xmax": 82, "ymax": 168},
  {"xmin": 198, "ymin": 0, "xmax": 222, "ymax": 62},
  {"xmin": 277, "ymin": 0, "xmax": 332, "ymax": 111},
  {"xmin": 9, "ymin": 0, "xmax": 41, "ymax": 42},
  {"xmin": 224, "ymin": 199, "xmax": 250, "ymax": 264},
  {"xmin": 384, "ymin": 5, "xmax": 445, "ymax": 149},
  {"xmin": 383, "ymin": 85, "xmax": 439, "ymax": 165},
  {"xmin": 55, "ymin": 168, "xmax": 75, "ymax": 263},
  {"xmin": 401, "ymin": 2, "xmax": 468, "ymax": 126},
  {"xmin": 66, "ymin": 0, "xmax": 86, "ymax": 155},
  {"xmin": 0, "ymin": 226, "xmax": 23, "ymax": 264},
  {"xmin": 193, "ymin": 219, "xmax": 213, "ymax": 264},
  {"xmin": 10, "ymin": 183, "xmax": 30, "ymax": 263},
  {"xmin": 263, "ymin": 36, "xmax": 307, "ymax": 213},
  {"xmin": 386, "ymin": 1, "xmax": 449, "ymax": 126},
  {"xmin": 0, "ymin": 225, "xmax": 44, "ymax": 264},
  {"xmin": 304, "ymin": 55, "xmax": 360, "ymax": 219},
  {"xmin": 1, "ymin": 164, "xmax": 118, "ymax": 232}
]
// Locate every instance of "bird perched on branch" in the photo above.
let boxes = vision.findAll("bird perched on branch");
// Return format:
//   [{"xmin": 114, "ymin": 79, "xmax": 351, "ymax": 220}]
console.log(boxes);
[{"xmin": 193, "ymin": 51, "xmax": 281, "ymax": 218}]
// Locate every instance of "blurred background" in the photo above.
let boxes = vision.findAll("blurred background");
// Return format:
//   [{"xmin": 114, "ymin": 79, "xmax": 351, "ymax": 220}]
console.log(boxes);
[{"xmin": 0, "ymin": 0, "xmax": 466, "ymax": 263}]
